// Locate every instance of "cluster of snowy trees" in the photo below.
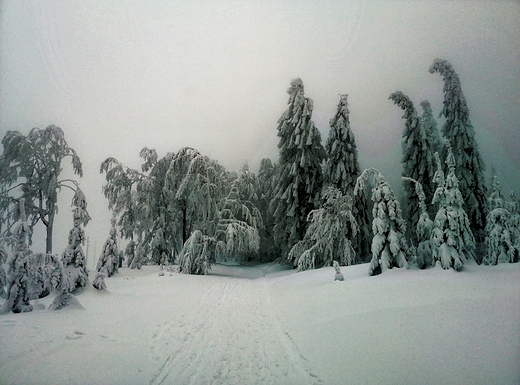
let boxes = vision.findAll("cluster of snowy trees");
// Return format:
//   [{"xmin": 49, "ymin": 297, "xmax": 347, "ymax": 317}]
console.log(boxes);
[{"xmin": 1, "ymin": 59, "xmax": 520, "ymax": 311}]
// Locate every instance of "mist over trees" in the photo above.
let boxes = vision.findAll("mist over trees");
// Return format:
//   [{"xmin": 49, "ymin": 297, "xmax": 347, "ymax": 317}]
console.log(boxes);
[{"xmin": 1, "ymin": 58, "xmax": 520, "ymax": 308}]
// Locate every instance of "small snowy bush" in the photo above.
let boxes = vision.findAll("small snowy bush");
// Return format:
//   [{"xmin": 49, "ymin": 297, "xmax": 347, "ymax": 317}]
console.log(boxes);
[{"xmin": 333, "ymin": 261, "xmax": 345, "ymax": 281}]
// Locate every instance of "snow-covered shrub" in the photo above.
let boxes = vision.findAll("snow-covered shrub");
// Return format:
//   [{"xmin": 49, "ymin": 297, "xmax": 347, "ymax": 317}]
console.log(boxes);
[
  {"xmin": 92, "ymin": 268, "xmax": 107, "ymax": 290},
  {"xmin": 431, "ymin": 147, "xmax": 475, "ymax": 270},
  {"xmin": 289, "ymin": 187, "xmax": 357, "ymax": 271},
  {"xmin": 355, "ymin": 169, "xmax": 409, "ymax": 276},
  {"xmin": 61, "ymin": 188, "xmax": 90, "ymax": 291},
  {"xmin": 333, "ymin": 261, "xmax": 345, "ymax": 281},
  {"xmin": 176, "ymin": 230, "xmax": 212, "ymax": 275}
]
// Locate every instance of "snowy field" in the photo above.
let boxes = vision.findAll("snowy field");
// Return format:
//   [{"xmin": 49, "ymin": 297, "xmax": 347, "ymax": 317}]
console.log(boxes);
[{"xmin": 1, "ymin": 262, "xmax": 519, "ymax": 385}]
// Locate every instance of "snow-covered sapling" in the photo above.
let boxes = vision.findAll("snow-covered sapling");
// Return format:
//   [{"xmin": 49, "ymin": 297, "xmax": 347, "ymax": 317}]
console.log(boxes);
[
  {"xmin": 61, "ymin": 188, "xmax": 90, "ymax": 291},
  {"xmin": 355, "ymin": 169, "xmax": 409, "ymax": 276},
  {"xmin": 333, "ymin": 261, "xmax": 345, "ymax": 281},
  {"xmin": 93, "ymin": 215, "xmax": 119, "ymax": 290},
  {"xmin": 431, "ymin": 146, "xmax": 475, "ymax": 270}
]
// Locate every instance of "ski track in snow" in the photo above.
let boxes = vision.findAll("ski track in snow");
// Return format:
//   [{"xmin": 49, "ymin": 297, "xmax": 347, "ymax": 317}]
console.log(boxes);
[{"xmin": 148, "ymin": 277, "xmax": 322, "ymax": 385}]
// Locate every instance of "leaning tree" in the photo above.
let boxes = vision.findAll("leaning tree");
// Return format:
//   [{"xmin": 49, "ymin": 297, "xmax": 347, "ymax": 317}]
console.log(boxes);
[
  {"xmin": 429, "ymin": 59, "xmax": 488, "ymax": 248},
  {"xmin": 389, "ymin": 91, "xmax": 439, "ymax": 247}
]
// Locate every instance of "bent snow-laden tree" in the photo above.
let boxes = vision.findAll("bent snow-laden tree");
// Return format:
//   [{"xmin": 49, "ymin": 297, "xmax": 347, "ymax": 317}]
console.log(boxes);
[
  {"xmin": 100, "ymin": 147, "xmax": 224, "ymax": 266},
  {"xmin": 61, "ymin": 188, "xmax": 90, "ymax": 291},
  {"xmin": 288, "ymin": 187, "xmax": 358, "ymax": 271},
  {"xmin": 0, "ymin": 125, "xmax": 84, "ymax": 253},
  {"xmin": 431, "ymin": 147, "xmax": 475, "ymax": 270},
  {"xmin": 177, "ymin": 230, "xmax": 213, "ymax": 275},
  {"xmin": 215, "ymin": 165, "xmax": 262, "ymax": 263},
  {"xmin": 270, "ymin": 78, "xmax": 326, "ymax": 257},
  {"xmin": 429, "ymin": 59, "xmax": 487, "ymax": 247},
  {"xmin": 325, "ymin": 94, "xmax": 370, "ymax": 262},
  {"xmin": 402, "ymin": 177, "xmax": 435, "ymax": 269},
  {"xmin": 390, "ymin": 92, "xmax": 439, "ymax": 247},
  {"xmin": 355, "ymin": 169, "xmax": 409, "ymax": 276}
]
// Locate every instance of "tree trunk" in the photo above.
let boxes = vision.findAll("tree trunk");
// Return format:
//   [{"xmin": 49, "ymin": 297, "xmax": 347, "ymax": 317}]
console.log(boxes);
[
  {"xmin": 182, "ymin": 201, "xmax": 188, "ymax": 244},
  {"xmin": 46, "ymin": 216, "xmax": 54, "ymax": 254}
]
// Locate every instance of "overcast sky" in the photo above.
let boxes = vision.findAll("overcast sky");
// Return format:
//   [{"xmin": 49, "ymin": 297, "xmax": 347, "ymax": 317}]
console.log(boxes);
[{"xmin": 1, "ymin": 1, "xmax": 519, "ymax": 256}]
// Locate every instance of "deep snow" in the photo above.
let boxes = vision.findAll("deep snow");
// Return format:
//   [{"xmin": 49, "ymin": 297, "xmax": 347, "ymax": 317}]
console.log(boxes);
[{"xmin": 1, "ymin": 262, "xmax": 519, "ymax": 385}]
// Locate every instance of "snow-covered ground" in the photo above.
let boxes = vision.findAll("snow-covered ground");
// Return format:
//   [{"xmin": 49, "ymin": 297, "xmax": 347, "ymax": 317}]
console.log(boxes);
[{"xmin": 1, "ymin": 262, "xmax": 519, "ymax": 385}]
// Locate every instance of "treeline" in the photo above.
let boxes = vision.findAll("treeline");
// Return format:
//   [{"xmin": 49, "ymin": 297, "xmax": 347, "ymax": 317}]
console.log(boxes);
[{"xmin": 1, "ymin": 59, "xmax": 519, "ymax": 312}]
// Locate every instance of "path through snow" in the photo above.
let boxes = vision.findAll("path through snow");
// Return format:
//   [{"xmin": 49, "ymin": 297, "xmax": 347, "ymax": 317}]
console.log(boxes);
[{"xmin": 148, "ymin": 275, "xmax": 322, "ymax": 385}]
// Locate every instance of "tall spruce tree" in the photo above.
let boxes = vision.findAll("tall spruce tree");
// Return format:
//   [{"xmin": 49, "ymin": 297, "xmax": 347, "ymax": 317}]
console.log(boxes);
[
  {"xmin": 390, "ymin": 91, "xmax": 439, "ymax": 246},
  {"xmin": 270, "ymin": 78, "xmax": 325, "ymax": 258},
  {"xmin": 429, "ymin": 59, "xmax": 488, "ymax": 249},
  {"xmin": 324, "ymin": 94, "xmax": 370, "ymax": 262}
]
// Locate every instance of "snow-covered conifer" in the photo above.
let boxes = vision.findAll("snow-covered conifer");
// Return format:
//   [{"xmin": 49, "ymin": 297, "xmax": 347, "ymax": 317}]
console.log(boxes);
[
  {"xmin": 429, "ymin": 59, "xmax": 488, "ymax": 243},
  {"xmin": 403, "ymin": 177, "xmax": 435, "ymax": 269},
  {"xmin": 324, "ymin": 94, "xmax": 371, "ymax": 262},
  {"xmin": 215, "ymin": 167, "xmax": 262, "ymax": 263},
  {"xmin": 93, "ymin": 215, "xmax": 119, "ymax": 289},
  {"xmin": 431, "ymin": 146, "xmax": 475, "ymax": 270},
  {"xmin": 390, "ymin": 91, "xmax": 438, "ymax": 246},
  {"xmin": 270, "ymin": 78, "xmax": 326, "ymax": 257},
  {"xmin": 289, "ymin": 187, "xmax": 357, "ymax": 270},
  {"xmin": 176, "ymin": 230, "xmax": 212, "ymax": 275},
  {"xmin": 61, "ymin": 188, "xmax": 90, "ymax": 291},
  {"xmin": 355, "ymin": 169, "xmax": 409, "ymax": 276}
]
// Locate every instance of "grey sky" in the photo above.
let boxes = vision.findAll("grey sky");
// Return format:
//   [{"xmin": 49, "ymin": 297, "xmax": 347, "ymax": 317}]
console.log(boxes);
[{"xmin": 1, "ymin": 1, "xmax": 519, "ymax": 256}]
